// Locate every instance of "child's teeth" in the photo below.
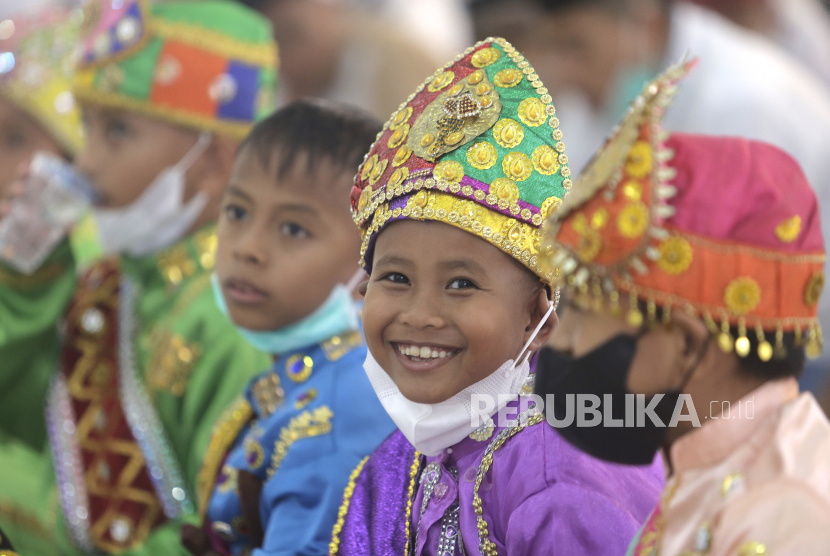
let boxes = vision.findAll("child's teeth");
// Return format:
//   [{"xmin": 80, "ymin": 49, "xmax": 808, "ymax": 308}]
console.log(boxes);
[
  {"xmin": 431, "ymin": 349, "xmax": 438, "ymax": 358},
  {"xmin": 439, "ymin": 351, "xmax": 447, "ymax": 358},
  {"xmin": 419, "ymin": 346, "xmax": 430, "ymax": 358}
]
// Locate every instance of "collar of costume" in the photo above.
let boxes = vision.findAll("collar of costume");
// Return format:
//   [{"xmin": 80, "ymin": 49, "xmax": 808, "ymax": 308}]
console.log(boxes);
[
  {"xmin": 541, "ymin": 59, "xmax": 826, "ymax": 359},
  {"xmin": 0, "ymin": 7, "xmax": 84, "ymax": 155},
  {"xmin": 72, "ymin": 0, "xmax": 278, "ymax": 140},
  {"xmin": 350, "ymin": 37, "xmax": 570, "ymax": 285}
]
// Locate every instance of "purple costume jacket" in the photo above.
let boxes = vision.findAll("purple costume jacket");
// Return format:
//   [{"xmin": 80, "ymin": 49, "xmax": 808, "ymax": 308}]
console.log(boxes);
[{"xmin": 331, "ymin": 400, "xmax": 664, "ymax": 556}]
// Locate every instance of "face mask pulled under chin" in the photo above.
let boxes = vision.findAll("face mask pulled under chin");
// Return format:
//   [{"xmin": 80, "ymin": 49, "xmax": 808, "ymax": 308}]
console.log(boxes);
[
  {"xmin": 92, "ymin": 133, "xmax": 212, "ymax": 257},
  {"xmin": 364, "ymin": 303, "xmax": 554, "ymax": 456},
  {"xmin": 534, "ymin": 335, "xmax": 681, "ymax": 465}
]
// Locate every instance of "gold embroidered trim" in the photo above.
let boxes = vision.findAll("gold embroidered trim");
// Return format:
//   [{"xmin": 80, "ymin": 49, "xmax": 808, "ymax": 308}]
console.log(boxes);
[
  {"xmin": 267, "ymin": 406, "xmax": 334, "ymax": 478},
  {"xmin": 0, "ymin": 262, "xmax": 66, "ymax": 289},
  {"xmin": 321, "ymin": 330, "xmax": 363, "ymax": 362},
  {"xmin": 197, "ymin": 397, "xmax": 255, "ymax": 518},
  {"xmin": 404, "ymin": 451, "xmax": 421, "ymax": 556},
  {"xmin": 150, "ymin": 18, "xmax": 277, "ymax": 68},
  {"xmin": 473, "ymin": 412, "xmax": 545, "ymax": 556},
  {"xmin": 328, "ymin": 456, "xmax": 369, "ymax": 556},
  {"xmin": 360, "ymin": 190, "xmax": 554, "ymax": 284},
  {"xmin": 71, "ymin": 86, "xmax": 253, "ymax": 140}
]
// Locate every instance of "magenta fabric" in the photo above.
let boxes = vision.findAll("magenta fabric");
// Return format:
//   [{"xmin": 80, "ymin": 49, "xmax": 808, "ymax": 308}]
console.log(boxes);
[
  {"xmin": 666, "ymin": 133, "xmax": 823, "ymax": 252},
  {"xmin": 335, "ymin": 398, "xmax": 664, "ymax": 556}
]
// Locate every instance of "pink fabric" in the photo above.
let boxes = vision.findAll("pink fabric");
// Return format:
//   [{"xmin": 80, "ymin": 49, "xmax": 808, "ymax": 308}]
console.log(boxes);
[{"xmin": 666, "ymin": 133, "xmax": 823, "ymax": 252}]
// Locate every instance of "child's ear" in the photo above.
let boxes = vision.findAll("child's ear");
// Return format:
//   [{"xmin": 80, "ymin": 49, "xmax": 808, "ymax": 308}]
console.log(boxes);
[
  {"xmin": 525, "ymin": 289, "xmax": 558, "ymax": 352},
  {"xmin": 195, "ymin": 135, "xmax": 238, "ymax": 196}
]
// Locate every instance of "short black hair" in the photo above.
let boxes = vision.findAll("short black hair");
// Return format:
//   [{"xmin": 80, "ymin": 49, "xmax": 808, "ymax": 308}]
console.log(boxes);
[
  {"xmin": 239, "ymin": 99, "xmax": 382, "ymax": 182},
  {"xmin": 732, "ymin": 330, "xmax": 807, "ymax": 381}
]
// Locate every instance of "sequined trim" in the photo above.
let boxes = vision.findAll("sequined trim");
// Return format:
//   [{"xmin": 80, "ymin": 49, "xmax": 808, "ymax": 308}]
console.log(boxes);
[
  {"xmin": 404, "ymin": 451, "xmax": 422, "ymax": 556},
  {"xmin": 46, "ymin": 374, "xmax": 95, "ymax": 552},
  {"xmin": 473, "ymin": 405, "xmax": 545, "ymax": 556},
  {"xmin": 329, "ymin": 457, "xmax": 369, "ymax": 556},
  {"xmin": 197, "ymin": 397, "xmax": 254, "ymax": 519},
  {"xmin": 119, "ymin": 277, "xmax": 193, "ymax": 518},
  {"xmin": 359, "ymin": 189, "xmax": 554, "ymax": 284},
  {"xmin": 267, "ymin": 406, "xmax": 334, "ymax": 478}
]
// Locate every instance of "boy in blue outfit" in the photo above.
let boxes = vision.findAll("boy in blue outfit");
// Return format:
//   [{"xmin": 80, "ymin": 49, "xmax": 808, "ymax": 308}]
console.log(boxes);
[{"xmin": 180, "ymin": 100, "xmax": 397, "ymax": 556}]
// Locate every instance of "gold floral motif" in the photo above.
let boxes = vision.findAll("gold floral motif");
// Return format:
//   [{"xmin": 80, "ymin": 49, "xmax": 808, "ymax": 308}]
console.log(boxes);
[
  {"xmin": 367, "ymin": 158, "xmax": 387, "ymax": 186},
  {"xmin": 267, "ymin": 406, "xmax": 334, "ymax": 478},
  {"xmin": 491, "ymin": 178, "xmax": 519, "ymax": 205},
  {"xmin": 357, "ymin": 186, "xmax": 372, "ymax": 212},
  {"xmin": 387, "ymin": 167, "xmax": 410, "ymax": 189},
  {"xmin": 467, "ymin": 69, "xmax": 484, "ymax": 85},
  {"xmin": 658, "ymin": 236, "xmax": 693, "ymax": 274},
  {"xmin": 467, "ymin": 141, "xmax": 498, "ymax": 170},
  {"xmin": 493, "ymin": 119, "xmax": 523, "ymax": 148},
  {"xmin": 475, "ymin": 82, "xmax": 493, "ymax": 96},
  {"xmin": 775, "ymin": 215, "xmax": 802, "ymax": 243},
  {"xmin": 622, "ymin": 180, "xmax": 642, "ymax": 202},
  {"xmin": 494, "ymin": 67, "xmax": 524, "ymax": 88},
  {"xmin": 471, "ymin": 46, "xmax": 501, "ymax": 68},
  {"xmin": 502, "ymin": 152, "xmax": 533, "ymax": 181},
  {"xmin": 387, "ymin": 124, "xmax": 409, "ymax": 149},
  {"xmin": 390, "ymin": 106, "xmax": 413, "ymax": 130},
  {"xmin": 724, "ymin": 277, "xmax": 762, "ymax": 315},
  {"xmin": 625, "ymin": 141, "xmax": 652, "ymax": 178},
  {"xmin": 360, "ymin": 154, "xmax": 377, "ymax": 181},
  {"xmin": 518, "ymin": 98, "xmax": 547, "ymax": 127},
  {"xmin": 532, "ymin": 145, "xmax": 560, "ymax": 175},
  {"xmin": 428, "ymin": 71, "xmax": 455, "ymax": 92},
  {"xmin": 251, "ymin": 372, "xmax": 285, "ymax": 417},
  {"xmin": 321, "ymin": 330, "xmax": 362, "ymax": 361},
  {"xmin": 571, "ymin": 213, "xmax": 602, "ymax": 262},
  {"xmin": 805, "ymin": 271, "xmax": 824, "ymax": 307},
  {"xmin": 392, "ymin": 145, "xmax": 413, "ymax": 167},
  {"xmin": 540, "ymin": 196, "xmax": 562, "ymax": 218},
  {"xmin": 434, "ymin": 160, "xmax": 464, "ymax": 183},
  {"xmin": 617, "ymin": 202, "xmax": 649, "ymax": 239}
]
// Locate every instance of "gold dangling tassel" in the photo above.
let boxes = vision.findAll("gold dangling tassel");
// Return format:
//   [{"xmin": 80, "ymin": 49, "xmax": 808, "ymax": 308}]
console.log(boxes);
[
  {"xmin": 735, "ymin": 318, "xmax": 750, "ymax": 358},
  {"xmin": 718, "ymin": 313, "xmax": 734, "ymax": 353},
  {"xmin": 755, "ymin": 322, "xmax": 773, "ymax": 362},
  {"xmin": 626, "ymin": 290, "xmax": 644, "ymax": 328}
]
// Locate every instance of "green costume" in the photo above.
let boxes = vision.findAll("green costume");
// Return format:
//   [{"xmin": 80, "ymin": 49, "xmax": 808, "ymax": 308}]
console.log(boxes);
[{"xmin": 0, "ymin": 1, "xmax": 276, "ymax": 554}]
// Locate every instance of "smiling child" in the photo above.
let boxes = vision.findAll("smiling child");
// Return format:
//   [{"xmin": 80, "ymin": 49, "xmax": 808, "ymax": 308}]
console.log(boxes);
[
  {"xmin": 181, "ymin": 100, "xmax": 397, "ymax": 556},
  {"xmin": 330, "ymin": 38, "xmax": 664, "ymax": 556}
]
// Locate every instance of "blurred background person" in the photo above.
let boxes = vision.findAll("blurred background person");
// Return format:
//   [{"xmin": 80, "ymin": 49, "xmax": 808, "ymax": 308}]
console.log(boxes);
[
  {"xmin": 691, "ymin": 0, "xmax": 830, "ymax": 87},
  {"xmin": 470, "ymin": 0, "xmax": 830, "ymax": 395},
  {"xmin": 237, "ymin": 0, "xmax": 445, "ymax": 120}
]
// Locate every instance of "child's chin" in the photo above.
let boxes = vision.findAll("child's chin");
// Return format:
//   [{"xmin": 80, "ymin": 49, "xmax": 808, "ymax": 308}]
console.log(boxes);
[{"xmin": 395, "ymin": 381, "xmax": 454, "ymax": 405}]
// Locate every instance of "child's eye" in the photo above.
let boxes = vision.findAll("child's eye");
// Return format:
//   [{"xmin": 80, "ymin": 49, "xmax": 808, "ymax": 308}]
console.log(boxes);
[
  {"xmin": 105, "ymin": 119, "xmax": 130, "ymax": 142},
  {"xmin": 281, "ymin": 222, "xmax": 309, "ymax": 238},
  {"xmin": 223, "ymin": 204, "xmax": 247, "ymax": 221},
  {"xmin": 447, "ymin": 278, "xmax": 478, "ymax": 290},
  {"xmin": 380, "ymin": 272, "xmax": 410, "ymax": 285}
]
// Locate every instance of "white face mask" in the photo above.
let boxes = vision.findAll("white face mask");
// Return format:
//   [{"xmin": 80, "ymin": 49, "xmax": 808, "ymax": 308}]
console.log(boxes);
[
  {"xmin": 364, "ymin": 302, "xmax": 555, "ymax": 456},
  {"xmin": 92, "ymin": 133, "xmax": 212, "ymax": 257}
]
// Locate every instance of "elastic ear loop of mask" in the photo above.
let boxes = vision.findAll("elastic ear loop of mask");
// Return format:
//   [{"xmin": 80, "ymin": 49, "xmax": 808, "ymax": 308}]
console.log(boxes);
[
  {"xmin": 345, "ymin": 268, "xmax": 368, "ymax": 294},
  {"xmin": 514, "ymin": 301, "xmax": 556, "ymax": 369},
  {"xmin": 176, "ymin": 132, "xmax": 213, "ymax": 171}
]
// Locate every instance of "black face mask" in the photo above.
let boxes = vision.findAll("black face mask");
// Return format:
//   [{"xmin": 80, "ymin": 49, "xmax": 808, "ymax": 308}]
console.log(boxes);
[{"xmin": 534, "ymin": 335, "xmax": 683, "ymax": 465}]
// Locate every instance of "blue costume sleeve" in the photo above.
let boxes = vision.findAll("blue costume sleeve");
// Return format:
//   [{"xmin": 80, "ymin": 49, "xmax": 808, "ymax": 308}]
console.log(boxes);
[{"xmin": 253, "ymin": 449, "xmax": 366, "ymax": 556}]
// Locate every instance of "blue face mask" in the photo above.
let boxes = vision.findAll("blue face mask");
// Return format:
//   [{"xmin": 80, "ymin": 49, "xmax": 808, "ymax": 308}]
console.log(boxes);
[{"xmin": 211, "ymin": 273, "xmax": 360, "ymax": 355}]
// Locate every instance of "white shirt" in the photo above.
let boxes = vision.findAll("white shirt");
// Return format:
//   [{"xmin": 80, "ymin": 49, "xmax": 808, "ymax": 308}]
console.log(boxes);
[{"xmin": 556, "ymin": 2, "xmax": 830, "ymax": 335}]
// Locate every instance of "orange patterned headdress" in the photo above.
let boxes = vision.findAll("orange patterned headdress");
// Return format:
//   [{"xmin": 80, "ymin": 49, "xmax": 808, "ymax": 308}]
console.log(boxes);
[{"xmin": 541, "ymin": 61, "xmax": 826, "ymax": 359}]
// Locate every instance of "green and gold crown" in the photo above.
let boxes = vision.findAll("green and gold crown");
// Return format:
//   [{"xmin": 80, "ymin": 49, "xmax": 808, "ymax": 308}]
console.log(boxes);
[
  {"xmin": 73, "ymin": 0, "xmax": 277, "ymax": 140},
  {"xmin": 350, "ymin": 37, "xmax": 570, "ymax": 284}
]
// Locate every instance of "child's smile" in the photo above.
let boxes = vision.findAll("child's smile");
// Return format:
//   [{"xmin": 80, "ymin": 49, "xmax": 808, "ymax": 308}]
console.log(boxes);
[{"xmin": 362, "ymin": 220, "xmax": 553, "ymax": 404}]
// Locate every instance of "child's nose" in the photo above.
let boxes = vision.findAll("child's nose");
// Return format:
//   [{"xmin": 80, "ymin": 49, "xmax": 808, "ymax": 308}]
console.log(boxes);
[
  {"xmin": 398, "ymin": 289, "xmax": 446, "ymax": 329},
  {"xmin": 233, "ymin": 228, "xmax": 268, "ymax": 265}
]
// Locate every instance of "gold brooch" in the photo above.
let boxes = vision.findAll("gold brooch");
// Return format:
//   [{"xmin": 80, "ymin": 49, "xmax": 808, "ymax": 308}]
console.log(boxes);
[
  {"xmin": 724, "ymin": 277, "xmax": 762, "ymax": 315},
  {"xmin": 532, "ymin": 145, "xmax": 560, "ymax": 175},
  {"xmin": 658, "ymin": 236, "xmax": 693, "ymax": 275},
  {"xmin": 466, "ymin": 141, "xmax": 498, "ymax": 170}
]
